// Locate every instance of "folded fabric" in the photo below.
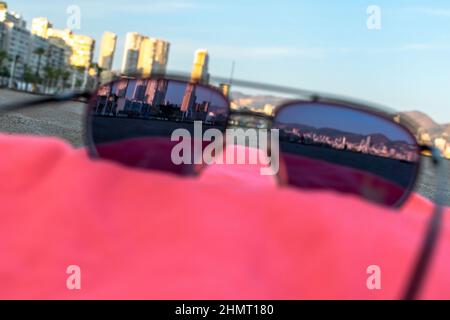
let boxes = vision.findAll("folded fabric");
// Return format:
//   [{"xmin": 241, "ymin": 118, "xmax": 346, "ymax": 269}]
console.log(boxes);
[{"xmin": 0, "ymin": 134, "xmax": 449, "ymax": 299}]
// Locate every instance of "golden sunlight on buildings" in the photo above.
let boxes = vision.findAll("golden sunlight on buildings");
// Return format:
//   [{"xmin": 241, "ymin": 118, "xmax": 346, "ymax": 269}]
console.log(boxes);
[
  {"xmin": 138, "ymin": 38, "xmax": 169, "ymax": 76},
  {"xmin": 445, "ymin": 146, "xmax": 450, "ymax": 159},
  {"xmin": 434, "ymin": 137, "xmax": 450, "ymax": 159},
  {"xmin": 191, "ymin": 49, "xmax": 209, "ymax": 84},
  {"xmin": 31, "ymin": 17, "xmax": 52, "ymax": 38},
  {"xmin": 230, "ymin": 101, "xmax": 240, "ymax": 110},
  {"xmin": 419, "ymin": 132, "xmax": 432, "ymax": 144},
  {"xmin": 263, "ymin": 103, "xmax": 274, "ymax": 116},
  {"xmin": 236, "ymin": 98, "xmax": 253, "ymax": 107},
  {"xmin": 31, "ymin": 18, "xmax": 95, "ymax": 69},
  {"xmin": 68, "ymin": 34, "xmax": 95, "ymax": 68},
  {"xmin": 122, "ymin": 32, "xmax": 169, "ymax": 77},
  {"xmin": 98, "ymin": 31, "xmax": 117, "ymax": 71}
]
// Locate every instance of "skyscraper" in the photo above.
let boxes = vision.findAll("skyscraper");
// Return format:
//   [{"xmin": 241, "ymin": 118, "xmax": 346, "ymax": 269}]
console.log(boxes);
[
  {"xmin": 121, "ymin": 32, "xmax": 145, "ymax": 75},
  {"xmin": 147, "ymin": 38, "xmax": 169, "ymax": 75},
  {"xmin": 121, "ymin": 32, "xmax": 170, "ymax": 76},
  {"xmin": 181, "ymin": 83, "xmax": 196, "ymax": 116},
  {"xmin": 0, "ymin": 5, "xmax": 29, "ymax": 79},
  {"xmin": 68, "ymin": 33, "xmax": 95, "ymax": 69},
  {"xmin": 0, "ymin": 4, "xmax": 26, "ymax": 29},
  {"xmin": 98, "ymin": 31, "xmax": 117, "ymax": 71},
  {"xmin": 138, "ymin": 38, "xmax": 156, "ymax": 76},
  {"xmin": 191, "ymin": 49, "xmax": 209, "ymax": 84},
  {"xmin": 44, "ymin": 27, "xmax": 95, "ymax": 69},
  {"xmin": 145, "ymin": 79, "xmax": 168, "ymax": 106}
]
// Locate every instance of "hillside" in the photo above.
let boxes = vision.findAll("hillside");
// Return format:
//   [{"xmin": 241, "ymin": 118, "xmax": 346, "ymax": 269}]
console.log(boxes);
[{"xmin": 400, "ymin": 111, "xmax": 448, "ymax": 137}]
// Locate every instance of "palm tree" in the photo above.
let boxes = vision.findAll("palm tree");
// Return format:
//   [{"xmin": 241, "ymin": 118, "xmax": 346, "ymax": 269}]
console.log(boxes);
[
  {"xmin": 0, "ymin": 50, "xmax": 7, "ymax": 69},
  {"xmin": 34, "ymin": 47, "xmax": 46, "ymax": 77},
  {"xmin": 0, "ymin": 50, "xmax": 8, "ymax": 85},
  {"xmin": 43, "ymin": 65, "xmax": 55, "ymax": 93},
  {"xmin": 23, "ymin": 65, "xmax": 37, "ymax": 91},
  {"xmin": 89, "ymin": 62, "xmax": 103, "ymax": 89},
  {"xmin": 61, "ymin": 70, "xmax": 71, "ymax": 90},
  {"xmin": 53, "ymin": 68, "xmax": 69, "ymax": 92},
  {"xmin": 90, "ymin": 62, "xmax": 104, "ymax": 75}
]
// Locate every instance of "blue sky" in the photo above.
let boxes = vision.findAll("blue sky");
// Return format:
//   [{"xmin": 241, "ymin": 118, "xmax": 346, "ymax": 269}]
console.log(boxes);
[{"xmin": 6, "ymin": 0, "xmax": 450, "ymax": 122}]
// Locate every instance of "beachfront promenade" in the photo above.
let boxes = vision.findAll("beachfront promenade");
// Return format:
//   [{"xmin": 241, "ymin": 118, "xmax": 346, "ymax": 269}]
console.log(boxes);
[{"xmin": 0, "ymin": 88, "xmax": 85, "ymax": 146}]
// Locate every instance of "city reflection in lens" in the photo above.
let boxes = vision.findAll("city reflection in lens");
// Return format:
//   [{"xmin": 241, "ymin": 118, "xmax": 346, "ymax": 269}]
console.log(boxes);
[
  {"xmin": 273, "ymin": 103, "xmax": 420, "ymax": 206},
  {"xmin": 90, "ymin": 78, "xmax": 229, "ymax": 175}
]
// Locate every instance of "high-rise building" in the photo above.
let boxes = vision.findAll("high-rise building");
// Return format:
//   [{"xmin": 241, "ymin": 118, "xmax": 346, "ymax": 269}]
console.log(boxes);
[
  {"xmin": 191, "ymin": 49, "xmax": 209, "ymax": 84},
  {"xmin": 48, "ymin": 36, "xmax": 71, "ymax": 68},
  {"xmin": 0, "ymin": 21, "xmax": 7, "ymax": 51},
  {"xmin": 28, "ymin": 35, "xmax": 66, "ymax": 77},
  {"xmin": 121, "ymin": 32, "xmax": 145, "ymax": 75},
  {"xmin": 122, "ymin": 32, "xmax": 169, "ymax": 76},
  {"xmin": 47, "ymin": 27, "xmax": 71, "ymax": 42},
  {"xmin": 45, "ymin": 27, "xmax": 95, "ymax": 69},
  {"xmin": 98, "ymin": 31, "xmax": 117, "ymax": 71},
  {"xmin": 0, "ymin": 4, "xmax": 26, "ymax": 29},
  {"xmin": 69, "ymin": 33, "xmax": 95, "ymax": 68},
  {"xmin": 138, "ymin": 37, "xmax": 156, "ymax": 76},
  {"xmin": 150, "ymin": 38, "xmax": 169, "ymax": 75},
  {"xmin": 28, "ymin": 35, "xmax": 48, "ymax": 76},
  {"xmin": 145, "ymin": 79, "xmax": 168, "ymax": 106},
  {"xmin": 0, "ymin": 6, "xmax": 30, "ymax": 80},
  {"xmin": 31, "ymin": 17, "xmax": 52, "ymax": 38},
  {"xmin": 181, "ymin": 83, "xmax": 196, "ymax": 113},
  {"xmin": 46, "ymin": 41, "xmax": 66, "ymax": 71}
]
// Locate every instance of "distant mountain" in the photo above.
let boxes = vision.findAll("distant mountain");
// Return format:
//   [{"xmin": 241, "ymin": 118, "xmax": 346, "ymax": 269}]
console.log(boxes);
[
  {"xmin": 230, "ymin": 92, "xmax": 448, "ymax": 139},
  {"xmin": 399, "ymin": 111, "xmax": 448, "ymax": 138},
  {"xmin": 279, "ymin": 123, "xmax": 409, "ymax": 147},
  {"xmin": 401, "ymin": 111, "xmax": 439, "ymax": 130}
]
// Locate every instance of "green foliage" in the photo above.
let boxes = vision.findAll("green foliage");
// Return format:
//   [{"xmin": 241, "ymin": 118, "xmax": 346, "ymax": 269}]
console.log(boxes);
[{"xmin": 23, "ymin": 65, "xmax": 40, "ymax": 84}]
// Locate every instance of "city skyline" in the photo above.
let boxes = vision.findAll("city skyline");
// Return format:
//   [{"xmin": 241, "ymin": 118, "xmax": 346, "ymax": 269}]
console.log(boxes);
[
  {"xmin": 4, "ymin": 0, "xmax": 450, "ymax": 124},
  {"xmin": 95, "ymin": 78, "xmax": 229, "ymax": 124},
  {"xmin": 279, "ymin": 124, "xmax": 418, "ymax": 162}
]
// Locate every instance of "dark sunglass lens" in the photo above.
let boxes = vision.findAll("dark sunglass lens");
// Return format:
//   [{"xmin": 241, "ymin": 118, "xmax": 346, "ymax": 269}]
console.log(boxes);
[
  {"xmin": 89, "ymin": 79, "xmax": 229, "ymax": 175},
  {"xmin": 273, "ymin": 103, "xmax": 420, "ymax": 207}
]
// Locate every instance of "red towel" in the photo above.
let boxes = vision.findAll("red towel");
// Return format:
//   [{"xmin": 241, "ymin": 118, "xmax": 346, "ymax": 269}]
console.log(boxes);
[{"xmin": 0, "ymin": 134, "xmax": 449, "ymax": 299}]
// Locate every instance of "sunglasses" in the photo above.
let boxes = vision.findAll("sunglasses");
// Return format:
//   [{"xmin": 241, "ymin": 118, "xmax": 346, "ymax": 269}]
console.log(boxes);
[{"xmin": 0, "ymin": 72, "xmax": 447, "ymax": 299}]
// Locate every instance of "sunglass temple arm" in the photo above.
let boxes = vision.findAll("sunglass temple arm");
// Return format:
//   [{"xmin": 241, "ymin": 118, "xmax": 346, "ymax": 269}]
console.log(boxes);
[{"xmin": 403, "ymin": 145, "xmax": 447, "ymax": 300}]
